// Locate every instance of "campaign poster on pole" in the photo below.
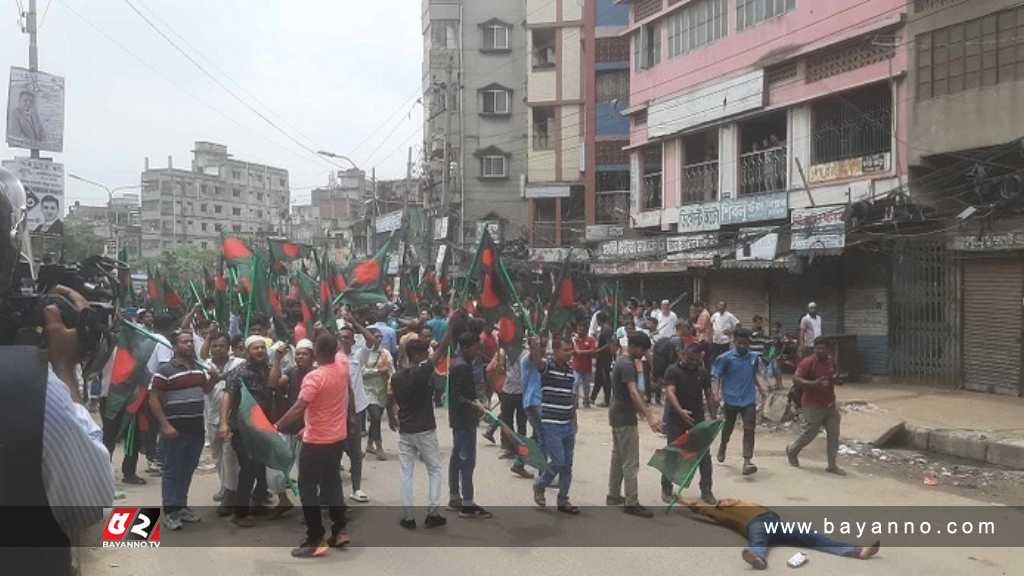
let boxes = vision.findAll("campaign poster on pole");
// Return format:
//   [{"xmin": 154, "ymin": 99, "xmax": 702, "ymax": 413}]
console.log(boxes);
[
  {"xmin": 1, "ymin": 157, "xmax": 65, "ymax": 236},
  {"xmin": 6, "ymin": 67, "xmax": 65, "ymax": 153}
]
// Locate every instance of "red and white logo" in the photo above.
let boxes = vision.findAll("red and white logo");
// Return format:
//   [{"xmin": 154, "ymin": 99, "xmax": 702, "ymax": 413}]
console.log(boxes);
[{"xmin": 102, "ymin": 507, "xmax": 161, "ymax": 548}]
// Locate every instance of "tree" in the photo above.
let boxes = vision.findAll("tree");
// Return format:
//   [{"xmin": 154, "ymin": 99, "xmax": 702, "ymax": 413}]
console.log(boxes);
[
  {"xmin": 61, "ymin": 219, "xmax": 106, "ymax": 262},
  {"xmin": 139, "ymin": 244, "xmax": 218, "ymax": 285}
]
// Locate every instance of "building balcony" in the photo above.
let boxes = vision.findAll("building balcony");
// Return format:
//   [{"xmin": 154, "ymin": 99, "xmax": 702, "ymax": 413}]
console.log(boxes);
[
  {"xmin": 641, "ymin": 173, "xmax": 662, "ymax": 210},
  {"xmin": 739, "ymin": 146, "xmax": 787, "ymax": 196},
  {"xmin": 682, "ymin": 160, "xmax": 719, "ymax": 204}
]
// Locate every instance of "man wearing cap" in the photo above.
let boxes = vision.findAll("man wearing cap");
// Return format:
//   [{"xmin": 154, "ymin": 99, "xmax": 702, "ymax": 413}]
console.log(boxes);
[
  {"xmin": 799, "ymin": 303, "xmax": 823, "ymax": 357},
  {"xmin": 219, "ymin": 335, "xmax": 275, "ymax": 527},
  {"xmin": 649, "ymin": 299, "xmax": 679, "ymax": 342}
]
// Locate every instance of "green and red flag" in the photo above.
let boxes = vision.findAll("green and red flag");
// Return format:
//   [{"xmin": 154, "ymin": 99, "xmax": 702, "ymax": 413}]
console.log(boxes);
[
  {"xmin": 648, "ymin": 419, "xmax": 725, "ymax": 509},
  {"xmin": 237, "ymin": 383, "xmax": 295, "ymax": 474},
  {"xmin": 544, "ymin": 253, "xmax": 577, "ymax": 338},
  {"xmin": 268, "ymin": 238, "xmax": 312, "ymax": 264},
  {"xmin": 468, "ymin": 228, "xmax": 524, "ymax": 357},
  {"xmin": 223, "ymin": 235, "xmax": 253, "ymax": 264},
  {"xmin": 480, "ymin": 409, "xmax": 550, "ymax": 473},
  {"xmin": 335, "ymin": 235, "xmax": 393, "ymax": 307},
  {"xmin": 146, "ymin": 267, "xmax": 163, "ymax": 310},
  {"xmin": 211, "ymin": 257, "xmax": 230, "ymax": 325},
  {"xmin": 163, "ymin": 278, "xmax": 184, "ymax": 312}
]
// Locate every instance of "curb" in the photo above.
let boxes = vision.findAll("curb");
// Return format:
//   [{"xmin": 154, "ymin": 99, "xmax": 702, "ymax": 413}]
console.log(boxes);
[{"xmin": 900, "ymin": 424, "xmax": 1024, "ymax": 470}]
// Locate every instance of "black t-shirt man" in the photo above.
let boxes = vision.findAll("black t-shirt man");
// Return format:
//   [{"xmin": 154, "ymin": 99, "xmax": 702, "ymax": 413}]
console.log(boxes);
[
  {"xmin": 596, "ymin": 325, "xmax": 615, "ymax": 367},
  {"xmin": 391, "ymin": 361, "xmax": 437, "ymax": 434},
  {"xmin": 609, "ymin": 356, "xmax": 639, "ymax": 427},
  {"xmin": 662, "ymin": 361, "xmax": 712, "ymax": 436}
]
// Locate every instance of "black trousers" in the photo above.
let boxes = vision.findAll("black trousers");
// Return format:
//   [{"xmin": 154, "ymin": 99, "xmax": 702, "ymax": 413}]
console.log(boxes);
[
  {"xmin": 100, "ymin": 404, "xmax": 139, "ymax": 479},
  {"xmin": 720, "ymin": 403, "xmax": 757, "ymax": 460},
  {"xmin": 498, "ymin": 392, "xmax": 527, "ymax": 451},
  {"xmin": 590, "ymin": 362, "xmax": 611, "ymax": 404},
  {"xmin": 299, "ymin": 440, "xmax": 347, "ymax": 542},
  {"xmin": 661, "ymin": 415, "xmax": 712, "ymax": 495},
  {"xmin": 231, "ymin": 435, "xmax": 266, "ymax": 517}
]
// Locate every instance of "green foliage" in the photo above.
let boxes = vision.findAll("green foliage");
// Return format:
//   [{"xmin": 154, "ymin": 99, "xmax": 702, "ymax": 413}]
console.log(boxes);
[
  {"xmin": 139, "ymin": 244, "xmax": 218, "ymax": 285},
  {"xmin": 61, "ymin": 219, "xmax": 106, "ymax": 262}
]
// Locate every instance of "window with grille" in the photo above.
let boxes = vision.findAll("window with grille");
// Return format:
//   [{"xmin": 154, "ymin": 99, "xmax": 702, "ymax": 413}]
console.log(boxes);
[
  {"xmin": 482, "ymin": 90, "xmax": 510, "ymax": 114},
  {"xmin": 431, "ymin": 20, "xmax": 459, "ymax": 49},
  {"xmin": 533, "ymin": 107, "xmax": 555, "ymax": 150},
  {"xmin": 533, "ymin": 29, "xmax": 556, "ymax": 68},
  {"xmin": 916, "ymin": 6, "xmax": 1024, "ymax": 100},
  {"xmin": 481, "ymin": 156, "xmax": 508, "ymax": 178},
  {"xmin": 634, "ymin": 23, "xmax": 661, "ymax": 70},
  {"xmin": 736, "ymin": 0, "xmax": 795, "ymax": 32},
  {"xmin": 484, "ymin": 25, "xmax": 510, "ymax": 50},
  {"xmin": 667, "ymin": 0, "xmax": 727, "ymax": 58}
]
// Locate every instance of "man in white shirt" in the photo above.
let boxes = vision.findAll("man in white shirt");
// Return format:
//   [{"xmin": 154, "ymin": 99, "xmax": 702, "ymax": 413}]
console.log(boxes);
[
  {"xmin": 799, "ymin": 302, "xmax": 823, "ymax": 356},
  {"xmin": 709, "ymin": 301, "xmax": 739, "ymax": 365},
  {"xmin": 649, "ymin": 300, "xmax": 679, "ymax": 342}
]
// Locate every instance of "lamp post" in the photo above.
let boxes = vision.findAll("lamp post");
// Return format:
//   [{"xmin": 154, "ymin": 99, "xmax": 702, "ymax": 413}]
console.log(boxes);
[
  {"xmin": 68, "ymin": 173, "xmax": 141, "ymax": 257},
  {"xmin": 316, "ymin": 151, "xmax": 375, "ymax": 253}
]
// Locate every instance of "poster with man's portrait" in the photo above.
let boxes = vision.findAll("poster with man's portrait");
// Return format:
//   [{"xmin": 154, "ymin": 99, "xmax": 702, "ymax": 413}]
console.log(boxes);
[
  {"xmin": 1, "ymin": 157, "xmax": 64, "ymax": 236},
  {"xmin": 6, "ymin": 67, "xmax": 65, "ymax": 153}
]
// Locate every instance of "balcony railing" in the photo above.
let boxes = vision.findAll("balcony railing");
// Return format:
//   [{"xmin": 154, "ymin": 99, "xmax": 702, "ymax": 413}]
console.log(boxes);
[
  {"xmin": 739, "ymin": 146, "xmax": 787, "ymax": 196},
  {"xmin": 681, "ymin": 160, "xmax": 719, "ymax": 203},
  {"xmin": 641, "ymin": 173, "xmax": 662, "ymax": 210}
]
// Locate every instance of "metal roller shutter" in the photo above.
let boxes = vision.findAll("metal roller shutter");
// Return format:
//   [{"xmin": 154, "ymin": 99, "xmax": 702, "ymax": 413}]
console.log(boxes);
[
  {"xmin": 769, "ymin": 263, "xmax": 842, "ymax": 338},
  {"xmin": 705, "ymin": 271, "xmax": 770, "ymax": 329},
  {"xmin": 962, "ymin": 259, "xmax": 1023, "ymax": 395}
]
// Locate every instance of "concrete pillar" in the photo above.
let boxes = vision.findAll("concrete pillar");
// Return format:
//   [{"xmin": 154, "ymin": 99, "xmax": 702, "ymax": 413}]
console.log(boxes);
[
  {"xmin": 629, "ymin": 151, "xmax": 640, "ymax": 215},
  {"xmin": 789, "ymin": 105, "xmax": 812, "ymax": 191},
  {"xmin": 718, "ymin": 123, "xmax": 738, "ymax": 200}
]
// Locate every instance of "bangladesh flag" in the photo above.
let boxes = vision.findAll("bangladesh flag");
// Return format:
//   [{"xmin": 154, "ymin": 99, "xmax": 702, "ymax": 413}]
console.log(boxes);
[
  {"xmin": 268, "ymin": 238, "xmax": 312, "ymax": 263},
  {"xmin": 101, "ymin": 322, "xmax": 162, "ymax": 421},
  {"xmin": 212, "ymin": 258, "xmax": 230, "ymax": 325},
  {"xmin": 468, "ymin": 228, "xmax": 524, "ymax": 358},
  {"xmin": 147, "ymin": 267, "xmax": 163, "ymax": 311},
  {"xmin": 544, "ymin": 254, "xmax": 577, "ymax": 337},
  {"xmin": 480, "ymin": 409, "xmax": 550, "ymax": 473},
  {"xmin": 237, "ymin": 383, "xmax": 295, "ymax": 474},
  {"xmin": 648, "ymin": 419, "xmax": 725, "ymax": 508},
  {"xmin": 163, "ymin": 278, "xmax": 184, "ymax": 312},
  {"xmin": 223, "ymin": 235, "xmax": 253, "ymax": 264},
  {"xmin": 335, "ymin": 235, "xmax": 393, "ymax": 307}
]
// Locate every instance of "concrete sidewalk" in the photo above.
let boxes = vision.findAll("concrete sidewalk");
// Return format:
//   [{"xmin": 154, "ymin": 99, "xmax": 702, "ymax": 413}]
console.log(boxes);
[{"xmin": 833, "ymin": 378, "xmax": 1024, "ymax": 469}]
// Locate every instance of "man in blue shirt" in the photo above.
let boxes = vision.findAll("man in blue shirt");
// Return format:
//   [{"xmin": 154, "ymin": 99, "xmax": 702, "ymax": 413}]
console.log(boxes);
[
  {"xmin": 521, "ymin": 335, "xmax": 547, "ymax": 440},
  {"xmin": 711, "ymin": 328, "xmax": 769, "ymax": 476},
  {"xmin": 370, "ymin": 306, "xmax": 398, "ymax": 358},
  {"xmin": 426, "ymin": 306, "xmax": 449, "ymax": 343}
]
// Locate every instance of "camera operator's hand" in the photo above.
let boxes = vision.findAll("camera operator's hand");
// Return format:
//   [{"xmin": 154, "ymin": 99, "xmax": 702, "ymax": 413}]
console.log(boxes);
[{"xmin": 44, "ymin": 285, "xmax": 88, "ymax": 402}]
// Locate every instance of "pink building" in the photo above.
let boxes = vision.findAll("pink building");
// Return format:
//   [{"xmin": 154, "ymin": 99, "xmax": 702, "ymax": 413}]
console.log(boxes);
[{"xmin": 620, "ymin": 0, "xmax": 909, "ymax": 232}]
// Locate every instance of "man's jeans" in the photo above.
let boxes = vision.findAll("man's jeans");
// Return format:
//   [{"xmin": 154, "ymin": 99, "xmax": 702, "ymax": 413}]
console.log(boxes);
[
  {"xmin": 449, "ymin": 428, "xmax": 477, "ymax": 506},
  {"xmin": 160, "ymin": 430, "xmax": 204, "ymax": 514},
  {"xmin": 789, "ymin": 407, "xmax": 841, "ymax": 468},
  {"xmin": 298, "ymin": 440, "xmax": 346, "ymax": 543},
  {"xmin": 534, "ymin": 422, "xmax": 576, "ymax": 506},
  {"xmin": 399, "ymin": 430, "xmax": 443, "ymax": 520},
  {"xmin": 573, "ymin": 371, "xmax": 593, "ymax": 407},
  {"xmin": 608, "ymin": 425, "xmax": 640, "ymax": 505},
  {"xmin": 747, "ymin": 511, "xmax": 860, "ymax": 560},
  {"xmin": 721, "ymin": 403, "xmax": 757, "ymax": 460}
]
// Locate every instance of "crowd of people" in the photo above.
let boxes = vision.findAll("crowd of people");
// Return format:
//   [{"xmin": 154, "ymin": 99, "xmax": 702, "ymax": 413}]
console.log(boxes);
[{"xmin": 92, "ymin": 291, "xmax": 869, "ymax": 569}]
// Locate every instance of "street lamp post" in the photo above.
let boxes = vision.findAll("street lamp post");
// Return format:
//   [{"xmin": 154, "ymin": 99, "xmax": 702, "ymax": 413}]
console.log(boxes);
[
  {"xmin": 316, "ymin": 150, "xmax": 374, "ymax": 253},
  {"xmin": 68, "ymin": 173, "xmax": 141, "ymax": 258}
]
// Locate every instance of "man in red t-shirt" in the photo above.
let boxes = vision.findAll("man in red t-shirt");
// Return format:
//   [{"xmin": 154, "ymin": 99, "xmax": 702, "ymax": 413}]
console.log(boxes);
[
  {"xmin": 786, "ymin": 337, "xmax": 845, "ymax": 476},
  {"xmin": 572, "ymin": 323, "xmax": 599, "ymax": 408}
]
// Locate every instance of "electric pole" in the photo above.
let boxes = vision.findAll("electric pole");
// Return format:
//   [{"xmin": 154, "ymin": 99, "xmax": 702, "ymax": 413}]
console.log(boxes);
[
  {"xmin": 441, "ymin": 60, "xmax": 453, "ymax": 214},
  {"xmin": 26, "ymin": 0, "xmax": 40, "ymax": 160}
]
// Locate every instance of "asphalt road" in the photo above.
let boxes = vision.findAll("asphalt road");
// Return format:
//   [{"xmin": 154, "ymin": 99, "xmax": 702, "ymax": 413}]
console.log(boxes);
[{"xmin": 82, "ymin": 406, "xmax": 1017, "ymax": 575}]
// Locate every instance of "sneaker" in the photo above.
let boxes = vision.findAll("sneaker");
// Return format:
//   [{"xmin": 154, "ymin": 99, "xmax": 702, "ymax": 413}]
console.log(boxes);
[
  {"xmin": 231, "ymin": 515, "xmax": 257, "ymax": 528},
  {"xmin": 605, "ymin": 495, "xmax": 625, "ymax": 506},
  {"xmin": 827, "ymin": 466, "xmax": 848, "ymax": 477},
  {"xmin": 328, "ymin": 530, "xmax": 351, "ymax": 548},
  {"xmin": 399, "ymin": 518, "xmax": 417, "ymax": 530},
  {"xmin": 175, "ymin": 508, "xmax": 201, "ymax": 523},
  {"xmin": 716, "ymin": 444, "xmax": 727, "ymax": 463},
  {"xmin": 459, "ymin": 505, "xmax": 493, "ymax": 519},
  {"xmin": 365, "ymin": 443, "xmax": 377, "ymax": 455},
  {"xmin": 533, "ymin": 485, "xmax": 547, "ymax": 508},
  {"xmin": 376, "ymin": 450, "xmax": 387, "ymax": 461},
  {"xmin": 447, "ymin": 497, "xmax": 462, "ymax": 511},
  {"xmin": 162, "ymin": 514, "xmax": 183, "ymax": 531},
  {"xmin": 742, "ymin": 548, "xmax": 767, "ymax": 570},
  {"xmin": 482, "ymin": 429, "xmax": 496, "ymax": 444},
  {"xmin": 786, "ymin": 445, "xmax": 800, "ymax": 468},
  {"xmin": 742, "ymin": 462, "xmax": 758, "ymax": 476},
  {"xmin": 122, "ymin": 475, "xmax": 147, "ymax": 485},
  {"xmin": 424, "ymin": 514, "xmax": 447, "ymax": 528},
  {"xmin": 349, "ymin": 490, "xmax": 370, "ymax": 503},
  {"xmin": 623, "ymin": 505, "xmax": 654, "ymax": 518},
  {"xmin": 290, "ymin": 538, "xmax": 329, "ymax": 558},
  {"xmin": 700, "ymin": 490, "xmax": 718, "ymax": 505},
  {"xmin": 661, "ymin": 488, "xmax": 675, "ymax": 504},
  {"xmin": 212, "ymin": 489, "xmax": 224, "ymax": 502},
  {"xmin": 511, "ymin": 464, "xmax": 534, "ymax": 479}
]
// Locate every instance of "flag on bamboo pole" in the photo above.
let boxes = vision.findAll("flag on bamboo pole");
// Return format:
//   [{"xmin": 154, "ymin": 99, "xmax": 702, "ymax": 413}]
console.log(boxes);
[
  {"xmin": 146, "ymin": 267, "xmax": 163, "ymax": 311},
  {"xmin": 268, "ymin": 238, "xmax": 312, "ymax": 265},
  {"xmin": 479, "ymin": 408, "xmax": 550, "ymax": 473},
  {"xmin": 163, "ymin": 278, "xmax": 185, "ymax": 312},
  {"xmin": 334, "ymin": 235, "xmax": 394, "ymax": 307},
  {"xmin": 211, "ymin": 259, "xmax": 230, "ymax": 325},
  {"xmin": 544, "ymin": 253, "xmax": 577, "ymax": 337},
  {"xmin": 467, "ymin": 228, "xmax": 524, "ymax": 358},
  {"xmin": 648, "ymin": 419, "xmax": 725, "ymax": 507},
  {"xmin": 100, "ymin": 322, "xmax": 161, "ymax": 421},
  {"xmin": 237, "ymin": 383, "xmax": 295, "ymax": 474}
]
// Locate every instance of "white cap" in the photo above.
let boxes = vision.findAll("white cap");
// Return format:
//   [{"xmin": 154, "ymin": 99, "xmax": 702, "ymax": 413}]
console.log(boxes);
[
  {"xmin": 808, "ymin": 302, "xmax": 818, "ymax": 309},
  {"xmin": 295, "ymin": 338, "xmax": 314, "ymax": 352}
]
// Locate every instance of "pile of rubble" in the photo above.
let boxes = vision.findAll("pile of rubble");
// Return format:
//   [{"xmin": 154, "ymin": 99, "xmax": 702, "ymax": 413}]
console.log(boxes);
[{"xmin": 838, "ymin": 439, "xmax": 1024, "ymax": 490}]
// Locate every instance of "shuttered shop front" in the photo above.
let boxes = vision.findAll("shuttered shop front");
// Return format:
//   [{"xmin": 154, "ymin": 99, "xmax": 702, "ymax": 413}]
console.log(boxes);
[
  {"xmin": 704, "ymin": 271, "xmax": 770, "ymax": 328},
  {"xmin": 962, "ymin": 258, "xmax": 1023, "ymax": 395}
]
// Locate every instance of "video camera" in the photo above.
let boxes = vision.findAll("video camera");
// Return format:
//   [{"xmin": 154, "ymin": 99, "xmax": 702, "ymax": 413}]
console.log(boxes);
[{"xmin": 0, "ymin": 168, "xmax": 121, "ymax": 376}]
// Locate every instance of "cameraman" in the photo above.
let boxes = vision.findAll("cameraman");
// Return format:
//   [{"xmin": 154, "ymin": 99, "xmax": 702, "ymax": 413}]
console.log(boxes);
[{"xmin": 2, "ymin": 286, "xmax": 116, "ymax": 574}]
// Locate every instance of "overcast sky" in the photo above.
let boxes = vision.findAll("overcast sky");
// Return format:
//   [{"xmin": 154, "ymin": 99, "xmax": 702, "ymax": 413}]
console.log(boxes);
[{"xmin": 2, "ymin": 0, "xmax": 423, "ymax": 207}]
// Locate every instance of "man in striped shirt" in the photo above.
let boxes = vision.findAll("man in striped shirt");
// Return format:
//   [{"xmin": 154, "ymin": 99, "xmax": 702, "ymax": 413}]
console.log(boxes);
[
  {"xmin": 530, "ymin": 338, "xmax": 580, "ymax": 515},
  {"xmin": 148, "ymin": 331, "xmax": 217, "ymax": 531}
]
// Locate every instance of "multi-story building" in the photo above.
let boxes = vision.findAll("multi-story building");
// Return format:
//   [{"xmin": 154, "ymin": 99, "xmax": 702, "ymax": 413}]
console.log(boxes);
[
  {"xmin": 65, "ymin": 193, "xmax": 142, "ymax": 262},
  {"xmin": 615, "ymin": 0, "xmax": 911, "ymax": 377},
  {"xmin": 905, "ymin": 0, "xmax": 1024, "ymax": 395},
  {"xmin": 140, "ymin": 142, "xmax": 290, "ymax": 259},
  {"xmin": 422, "ymin": 0, "xmax": 529, "ymax": 272}
]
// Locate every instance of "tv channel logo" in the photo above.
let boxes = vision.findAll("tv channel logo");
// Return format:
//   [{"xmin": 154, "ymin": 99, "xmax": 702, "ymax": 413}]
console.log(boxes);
[{"xmin": 102, "ymin": 507, "xmax": 161, "ymax": 549}]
